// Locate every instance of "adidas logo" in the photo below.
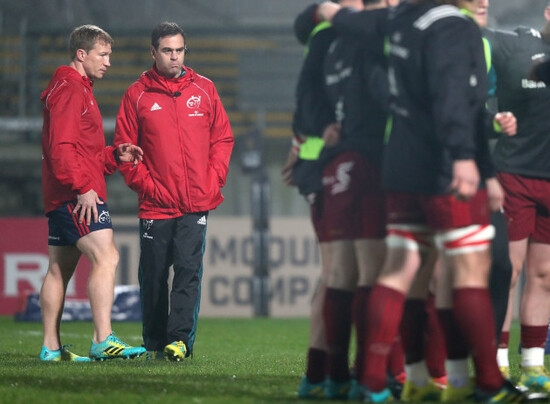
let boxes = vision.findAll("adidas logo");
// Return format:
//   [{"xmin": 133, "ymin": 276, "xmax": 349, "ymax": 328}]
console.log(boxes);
[
  {"xmin": 150, "ymin": 103, "xmax": 162, "ymax": 111},
  {"xmin": 197, "ymin": 216, "xmax": 207, "ymax": 225}
]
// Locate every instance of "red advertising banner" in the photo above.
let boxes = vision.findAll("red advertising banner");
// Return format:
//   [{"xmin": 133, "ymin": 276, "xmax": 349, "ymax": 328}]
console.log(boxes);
[{"xmin": 0, "ymin": 218, "xmax": 90, "ymax": 315}]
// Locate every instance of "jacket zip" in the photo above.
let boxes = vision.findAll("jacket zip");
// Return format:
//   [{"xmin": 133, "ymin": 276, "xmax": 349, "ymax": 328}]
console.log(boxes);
[{"xmin": 173, "ymin": 82, "xmax": 192, "ymax": 212}]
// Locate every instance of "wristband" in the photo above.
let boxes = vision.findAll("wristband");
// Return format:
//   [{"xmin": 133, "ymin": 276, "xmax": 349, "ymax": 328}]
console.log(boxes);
[
  {"xmin": 291, "ymin": 137, "xmax": 302, "ymax": 155},
  {"xmin": 113, "ymin": 148, "xmax": 121, "ymax": 164}
]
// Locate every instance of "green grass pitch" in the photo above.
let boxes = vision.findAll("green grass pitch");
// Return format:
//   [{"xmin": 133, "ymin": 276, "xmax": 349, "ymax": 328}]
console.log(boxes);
[{"xmin": 0, "ymin": 316, "xmax": 541, "ymax": 403}]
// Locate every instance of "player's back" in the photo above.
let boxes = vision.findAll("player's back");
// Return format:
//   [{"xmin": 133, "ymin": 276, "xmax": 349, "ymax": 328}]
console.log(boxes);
[{"xmin": 383, "ymin": 1, "xmax": 488, "ymax": 194}]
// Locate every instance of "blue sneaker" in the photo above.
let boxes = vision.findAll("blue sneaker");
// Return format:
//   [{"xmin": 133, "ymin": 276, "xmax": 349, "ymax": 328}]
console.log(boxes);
[
  {"xmin": 40, "ymin": 345, "xmax": 91, "ymax": 362},
  {"xmin": 518, "ymin": 366, "xmax": 550, "ymax": 394},
  {"xmin": 350, "ymin": 379, "xmax": 370, "ymax": 400},
  {"xmin": 362, "ymin": 386, "xmax": 394, "ymax": 403},
  {"xmin": 325, "ymin": 378, "xmax": 351, "ymax": 399},
  {"xmin": 89, "ymin": 332, "xmax": 145, "ymax": 360},
  {"xmin": 298, "ymin": 375, "xmax": 325, "ymax": 398},
  {"xmin": 474, "ymin": 379, "xmax": 547, "ymax": 403}
]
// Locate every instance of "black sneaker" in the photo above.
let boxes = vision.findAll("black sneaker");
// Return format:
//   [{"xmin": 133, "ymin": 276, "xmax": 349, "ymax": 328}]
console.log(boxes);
[{"xmin": 386, "ymin": 370, "xmax": 404, "ymax": 400}]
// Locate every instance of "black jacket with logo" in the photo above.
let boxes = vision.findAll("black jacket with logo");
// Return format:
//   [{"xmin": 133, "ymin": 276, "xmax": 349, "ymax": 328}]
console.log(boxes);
[
  {"xmin": 483, "ymin": 27, "xmax": 550, "ymax": 179},
  {"xmin": 290, "ymin": 6, "xmax": 337, "ymax": 195},
  {"xmin": 292, "ymin": 5, "xmax": 336, "ymax": 138},
  {"xmin": 322, "ymin": 35, "xmax": 389, "ymax": 169},
  {"xmin": 332, "ymin": 2, "xmax": 490, "ymax": 194}
]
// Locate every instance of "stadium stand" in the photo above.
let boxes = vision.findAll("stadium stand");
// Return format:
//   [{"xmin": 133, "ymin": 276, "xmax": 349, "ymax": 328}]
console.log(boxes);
[{"xmin": 0, "ymin": 27, "xmax": 303, "ymax": 216}]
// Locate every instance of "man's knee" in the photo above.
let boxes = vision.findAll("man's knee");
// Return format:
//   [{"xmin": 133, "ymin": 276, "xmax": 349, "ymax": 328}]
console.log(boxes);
[
  {"xmin": 108, "ymin": 246, "xmax": 120, "ymax": 269},
  {"xmin": 327, "ymin": 270, "xmax": 357, "ymax": 290},
  {"xmin": 528, "ymin": 262, "xmax": 550, "ymax": 291},
  {"xmin": 384, "ymin": 224, "xmax": 432, "ymax": 278},
  {"xmin": 540, "ymin": 272, "xmax": 550, "ymax": 292},
  {"xmin": 325, "ymin": 240, "xmax": 357, "ymax": 289},
  {"xmin": 78, "ymin": 229, "xmax": 119, "ymax": 268},
  {"xmin": 94, "ymin": 244, "xmax": 119, "ymax": 269}
]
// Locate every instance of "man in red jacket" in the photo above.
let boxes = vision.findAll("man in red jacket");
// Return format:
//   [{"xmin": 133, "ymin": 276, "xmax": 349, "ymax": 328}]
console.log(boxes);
[
  {"xmin": 40, "ymin": 24, "xmax": 145, "ymax": 361},
  {"xmin": 114, "ymin": 22, "xmax": 234, "ymax": 361}
]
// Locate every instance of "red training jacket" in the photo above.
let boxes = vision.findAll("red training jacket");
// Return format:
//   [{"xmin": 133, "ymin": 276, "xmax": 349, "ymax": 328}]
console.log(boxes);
[
  {"xmin": 41, "ymin": 66, "xmax": 117, "ymax": 214},
  {"xmin": 114, "ymin": 66, "xmax": 234, "ymax": 219}
]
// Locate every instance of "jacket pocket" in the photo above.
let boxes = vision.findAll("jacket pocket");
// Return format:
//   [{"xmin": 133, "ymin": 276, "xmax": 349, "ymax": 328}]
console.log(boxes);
[
  {"xmin": 205, "ymin": 165, "xmax": 222, "ymax": 203},
  {"xmin": 145, "ymin": 176, "xmax": 181, "ymax": 210},
  {"xmin": 140, "ymin": 173, "xmax": 157, "ymax": 201}
]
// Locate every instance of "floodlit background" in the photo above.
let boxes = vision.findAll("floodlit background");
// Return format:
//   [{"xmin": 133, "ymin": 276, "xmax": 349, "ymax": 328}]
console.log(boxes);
[{"xmin": 1, "ymin": 0, "xmax": 549, "ymax": 217}]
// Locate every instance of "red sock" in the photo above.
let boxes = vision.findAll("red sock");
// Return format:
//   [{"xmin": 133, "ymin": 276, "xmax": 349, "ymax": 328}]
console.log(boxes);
[
  {"xmin": 306, "ymin": 348, "xmax": 327, "ymax": 383},
  {"xmin": 521, "ymin": 325, "xmax": 548, "ymax": 348},
  {"xmin": 425, "ymin": 293, "xmax": 447, "ymax": 378},
  {"xmin": 362, "ymin": 284, "xmax": 406, "ymax": 391},
  {"xmin": 400, "ymin": 299, "xmax": 427, "ymax": 364},
  {"xmin": 353, "ymin": 286, "xmax": 371, "ymax": 381},
  {"xmin": 453, "ymin": 288, "xmax": 503, "ymax": 392},
  {"xmin": 388, "ymin": 336, "xmax": 405, "ymax": 380},
  {"xmin": 324, "ymin": 287, "xmax": 354, "ymax": 382},
  {"xmin": 499, "ymin": 331, "xmax": 509, "ymax": 349}
]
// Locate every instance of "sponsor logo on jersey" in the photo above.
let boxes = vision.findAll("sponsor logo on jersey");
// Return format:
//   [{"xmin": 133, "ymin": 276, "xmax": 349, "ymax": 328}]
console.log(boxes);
[
  {"xmin": 187, "ymin": 96, "xmax": 204, "ymax": 117},
  {"xmin": 150, "ymin": 103, "xmax": 162, "ymax": 111},
  {"xmin": 325, "ymin": 66, "xmax": 353, "ymax": 86},
  {"xmin": 187, "ymin": 95, "xmax": 201, "ymax": 109},
  {"xmin": 322, "ymin": 161, "xmax": 355, "ymax": 195},
  {"xmin": 390, "ymin": 44, "xmax": 410, "ymax": 59},
  {"xmin": 527, "ymin": 28, "xmax": 542, "ymax": 39},
  {"xmin": 522, "ymin": 79, "xmax": 546, "ymax": 89}
]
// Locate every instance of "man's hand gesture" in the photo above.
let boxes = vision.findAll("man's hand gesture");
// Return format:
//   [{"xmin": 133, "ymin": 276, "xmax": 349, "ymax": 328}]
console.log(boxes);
[{"xmin": 117, "ymin": 143, "xmax": 144, "ymax": 166}]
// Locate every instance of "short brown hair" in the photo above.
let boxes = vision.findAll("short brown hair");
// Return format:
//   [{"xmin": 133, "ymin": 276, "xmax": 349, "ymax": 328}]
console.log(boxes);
[
  {"xmin": 151, "ymin": 22, "xmax": 186, "ymax": 50},
  {"xmin": 69, "ymin": 25, "xmax": 113, "ymax": 60}
]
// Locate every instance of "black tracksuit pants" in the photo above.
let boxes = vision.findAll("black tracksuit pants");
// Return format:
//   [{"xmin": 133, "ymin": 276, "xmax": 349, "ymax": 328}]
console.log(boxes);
[{"xmin": 138, "ymin": 212, "xmax": 208, "ymax": 354}]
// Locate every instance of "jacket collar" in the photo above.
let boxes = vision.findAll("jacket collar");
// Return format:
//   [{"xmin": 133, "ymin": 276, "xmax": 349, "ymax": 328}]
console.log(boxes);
[
  {"xmin": 143, "ymin": 65, "xmax": 194, "ymax": 94},
  {"xmin": 57, "ymin": 66, "xmax": 94, "ymax": 89},
  {"xmin": 41, "ymin": 65, "xmax": 94, "ymax": 103}
]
